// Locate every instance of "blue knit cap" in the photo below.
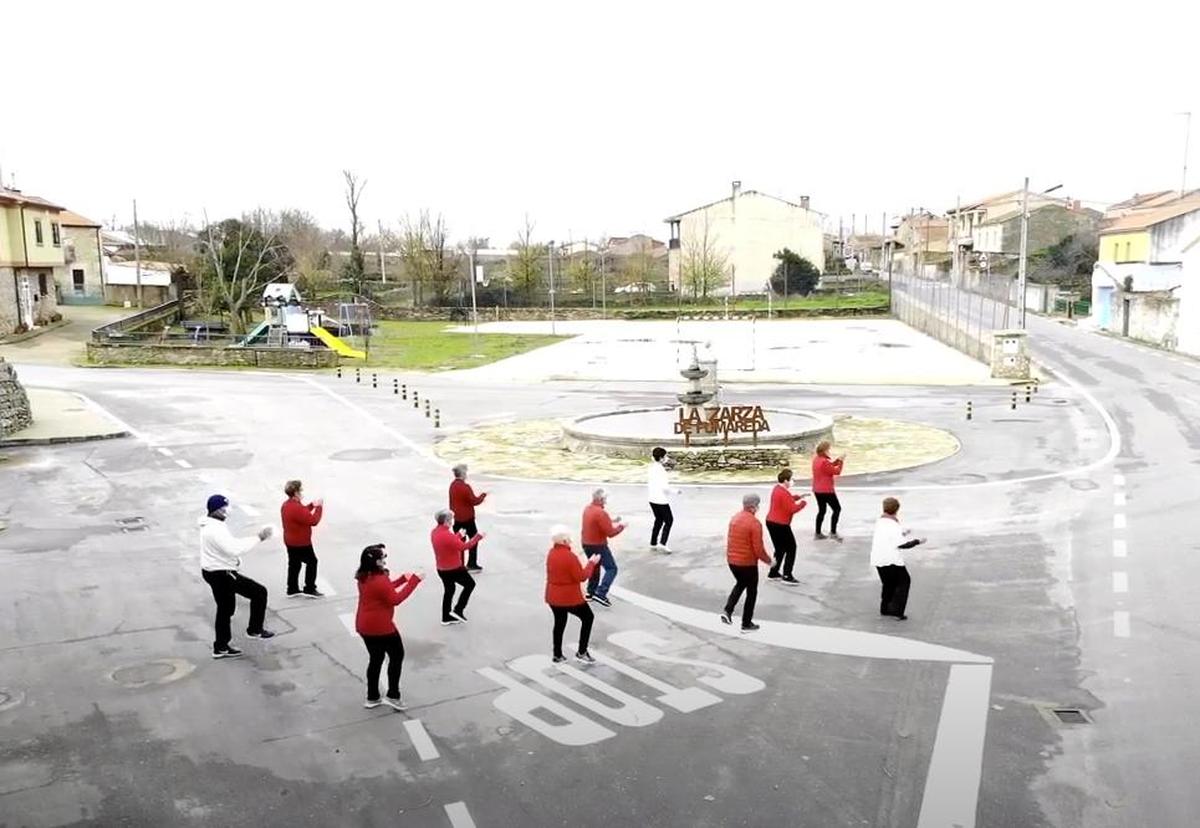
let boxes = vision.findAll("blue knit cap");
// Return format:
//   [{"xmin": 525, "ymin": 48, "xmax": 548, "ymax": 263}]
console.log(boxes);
[{"xmin": 206, "ymin": 494, "xmax": 229, "ymax": 513}]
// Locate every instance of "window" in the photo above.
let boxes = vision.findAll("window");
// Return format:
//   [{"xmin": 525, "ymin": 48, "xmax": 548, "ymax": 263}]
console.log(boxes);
[
  {"xmin": 38, "ymin": 273, "xmax": 48, "ymax": 296},
  {"xmin": 73, "ymin": 269, "xmax": 85, "ymax": 294},
  {"xmin": 34, "ymin": 219, "xmax": 44, "ymax": 245},
  {"xmin": 52, "ymin": 222, "xmax": 61, "ymax": 246}
]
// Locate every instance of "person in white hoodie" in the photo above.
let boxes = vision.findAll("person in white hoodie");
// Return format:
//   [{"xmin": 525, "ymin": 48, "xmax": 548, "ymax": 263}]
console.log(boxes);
[
  {"xmin": 647, "ymin": 447, "xmax": 680, "ymax": 553},
  {"xmin": 200, "ymin": 494, "xmax": 275, "ymax": 658},
  {"xmin": 869, "ymin": 497, "xmax": 926, "ymax": 621}
]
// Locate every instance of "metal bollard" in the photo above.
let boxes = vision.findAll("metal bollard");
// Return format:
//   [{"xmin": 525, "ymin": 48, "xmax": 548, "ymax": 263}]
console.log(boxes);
[
  {"xmin": 1024, "ymin": 385, "xmax": 1032, "ymax": 403},
  {"xmin": 393, "ymin": 378, "xmax": 399, "ymax": 395},
  {"xmin": 1033, "ymin": 380, "xmax": 1040, "ymax": 394},
  {"xmin": 424, "ymin": 399, "xmax": 431, "ymax": 418},
  {"xmin": 413, "ymin": 390, "xmax": 419, "ymax": 409},
  {"xmin": 402, "ymin": 383, "xmax": 407, "ymax": 400},
  {"xmin": 337, "ymin": 366, "xmax": 342, "ymax": 379},
  {"xmin": 434, "ymin": 408, "xmax": 440, "ymax": 428},
  {"xmin": 355, "ymin": 368, "xmax": 361, "ymax": 384},
  {"xmin": 372, "ymin": 373, "xmax": 377, "ymax": 389},
  {"xmin": 1011, "ymin": 390, "xmax": 1017, "ymax": 410},
  {"xmin": 966, "ymin": 400, "xmax": 973, "ymax": 421}
]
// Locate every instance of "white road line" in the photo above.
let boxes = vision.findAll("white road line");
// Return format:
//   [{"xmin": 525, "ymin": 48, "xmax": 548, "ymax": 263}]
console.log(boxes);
[
  {"xmin": 175, "ymin": 458, "xmax": 193, "ymax": 469},
  {"xmin": 156, "ymin": 447, "xmax": 174, "ymax": 457},
  {"xmin": 338, "ymin": 612, "xmax": 356, "ymax": 635},
  {"xmin": 1114, "ymin": 611, "xmax": 1131, "ymax": 638},
  {"xmin": 1113, "ymin": 540, "xmax": 1127, "ymax": 558},
  {"xmin": 1113, "ymin": 492, "xmax": 1126, "ymax": 507},
  {"xmin": 237, "ymin": 503, "xmax": 261, "ymax": 518},
  {"xmin": 1113, "ymin": 572, "xmax": 1129, "ymax": 594},
  {"xmin": 443, "ymin": 802, "xmax": 477, "ymax": 828},
  {"xmin": 917, "ymin": 663, "xmax": 993, "ymax": 828},
  {"xmin": 402, "ymin": 719, "xmax": 440, "ymax": 761},
  {"xmin": 1113, "ymin": 513, "xmax": 1127, "ymax": 530},
  {"xmin": 1113, "ymin": 473, "xmax": 1126, "ymax": 487},
  {"xmin": 314, "ymin": 576, "xmax": 337, "ymax": 597}
]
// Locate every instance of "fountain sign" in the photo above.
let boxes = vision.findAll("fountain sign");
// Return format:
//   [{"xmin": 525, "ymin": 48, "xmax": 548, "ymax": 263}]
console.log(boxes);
[{"xmin": 674, "ymin": 405, "xmax": 771, "ymax": 445}]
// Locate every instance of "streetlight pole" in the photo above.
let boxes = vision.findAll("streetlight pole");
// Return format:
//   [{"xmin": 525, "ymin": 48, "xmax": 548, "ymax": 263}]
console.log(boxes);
[
  {"xmin": 548, "ymin": 240, "xmax": 556, "ymax": 336},
  {"xmin": 1017, "ymin": 180, "xmax": 1063, "ymax": 329},
  {"xmin": 468, "ymin": 244, "xmax": 479, "ymax": 338}
]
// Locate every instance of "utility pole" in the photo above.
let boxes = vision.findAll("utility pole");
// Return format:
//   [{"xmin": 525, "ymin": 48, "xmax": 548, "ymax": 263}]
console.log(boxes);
[
  {"xmin": 1183, "ymin": 111, "xmax": 1193, "ymax": 197},
  {"xmin": 377, "ymin": 220, "xmax": 387, "ymax": 284},
  {"xmin": 600, "ymin": 242, "xmax": 607, "ymax": 319},
  {"xmin": 133, "ymin": 198, "xmax": 143, "ymax": 308},
  {"xmin": 1017, "ymin": 176, "xmax": 1030, "ymax": 329},
  {"xmin": 548, "ymin": 240, "xmax": 556, "ymax": 336},
  {"xmin": 468, "ymin": 243, "xmax": 479, "ymax": 338},
  {"xmin": 882, "ymin": 212, "xmax": 890, "ymax": 307}
]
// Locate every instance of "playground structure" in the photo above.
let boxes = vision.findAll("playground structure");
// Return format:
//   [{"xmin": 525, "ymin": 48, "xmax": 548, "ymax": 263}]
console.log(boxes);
[{"xmin": 238, "ymin": 284, "xmax": 370, "ymax": 359}]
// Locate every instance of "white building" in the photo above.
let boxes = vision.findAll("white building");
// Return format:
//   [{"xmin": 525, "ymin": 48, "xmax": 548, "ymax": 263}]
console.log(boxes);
[{"xmin": 665, "ymin": 182, "xmax": 825, "ymax": 296}]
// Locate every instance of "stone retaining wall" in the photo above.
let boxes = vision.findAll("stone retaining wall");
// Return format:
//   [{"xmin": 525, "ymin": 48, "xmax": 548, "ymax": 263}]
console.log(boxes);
[
  {"xmin": 0, "ymin": 359, "xmax": 33, "ymax": 436},
  {"xmin": 86, "ymin": 342, "xmax": 338, "ymax": 369},
  {"xmin": 376, "ymin": 304, "xmax": 888, "ymax": 322},
  {"xmin": 668, "ymin": 445, "xmax": 793, "ymax": 471}
]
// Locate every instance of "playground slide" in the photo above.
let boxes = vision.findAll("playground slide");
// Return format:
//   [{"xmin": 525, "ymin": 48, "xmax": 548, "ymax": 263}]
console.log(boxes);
[
  {"xmin": 239, "ymin": 320, "xmax": 270, "ymax": 347},
  {"xmin": 311, "ymin": 325, "xmax": 366, "ymax": 359}
]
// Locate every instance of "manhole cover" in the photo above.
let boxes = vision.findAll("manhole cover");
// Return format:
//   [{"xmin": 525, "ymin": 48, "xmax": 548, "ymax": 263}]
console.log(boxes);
[
  {"xmin": 1069, "ymin": 479, "xmax": 1100, "ymax": 491},
  {"xmin": 1050, "ymin": 399, "xmax": 1070, "ymax": 406},
  {"xmin": 877, "ymin": 342, "xmax": 909, "ymax": 349},
  {"xmin": 116, "ymin": 517, "xmax": 148, "ymax": 533},
  {"xmin": 109, "ymin": 658, "xmax": 195, "ymax": 689},
  {"xmin": 329, "ymin": 449, "xmax": 398, "ymax": 462},
  {"xmin": 0, "ymin": 688, "xmax": 25, "ymax": 712},
  {"xmin": 1051, "ymin": 708, "xmax": 1091, "ymax": 725}
]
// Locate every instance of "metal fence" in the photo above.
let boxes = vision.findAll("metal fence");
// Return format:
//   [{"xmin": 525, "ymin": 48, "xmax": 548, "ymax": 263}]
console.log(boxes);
[{"xmin": 890, "ymin": 272, "xmax": 1018, "ymax": 364}]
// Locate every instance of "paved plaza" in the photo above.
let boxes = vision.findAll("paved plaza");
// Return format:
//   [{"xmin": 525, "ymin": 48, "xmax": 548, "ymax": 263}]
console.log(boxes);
[{"xmin": 0, "ymin": 316, "xmax": 1197, "ymax": 827}]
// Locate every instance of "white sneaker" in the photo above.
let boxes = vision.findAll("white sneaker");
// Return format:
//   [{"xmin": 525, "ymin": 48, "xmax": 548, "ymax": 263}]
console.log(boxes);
[
  {"xmin": 659, "ymin": 544, "xmax": 672, "ymax": 554},
  {"xmin": 649, "ymin": 544, "xmax": 659, "ymax": 552}
]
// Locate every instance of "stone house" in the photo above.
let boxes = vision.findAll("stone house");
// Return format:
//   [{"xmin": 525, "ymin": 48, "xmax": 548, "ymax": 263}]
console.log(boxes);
[
  {"xmin": 59, "ymin": 210, "xmax": 106, "ymax": 304},
  {"xmin": 0, "ymin": 187, "xmax": 64, "ymax": 337},
  {"xmin": 888, "ymin": 212, "xmax": 950, "ymax": 278},
  {"xmin": 665, "ymin": 181, "xmax": 825, "ymax": 296}
]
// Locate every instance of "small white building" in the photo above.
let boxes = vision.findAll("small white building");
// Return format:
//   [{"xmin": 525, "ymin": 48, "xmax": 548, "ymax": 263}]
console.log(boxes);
[
  {"xmin": 665, "ymin": 182, "xmax": 825, "ymax": 296},
  {"xmin": 103, "ymin": 258, "xmax": 177, "ymax": 306}
]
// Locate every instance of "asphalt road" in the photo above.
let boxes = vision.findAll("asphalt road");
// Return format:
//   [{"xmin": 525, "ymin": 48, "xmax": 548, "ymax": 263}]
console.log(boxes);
[{"xmin": 0, "ymin": 311, "xmax": 1194, "ymax": 827}]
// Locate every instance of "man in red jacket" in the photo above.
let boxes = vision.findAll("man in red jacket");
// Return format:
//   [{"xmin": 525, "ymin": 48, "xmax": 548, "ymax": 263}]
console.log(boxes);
[
  {"xmin": 722, "ymin": 493, "xmax": 771, "ymax": 631},
  {"xmin": 581, "ymin": 488, "xmax": 626, "ymax": 607},
  {"xmin": 431, "ymin": 508, "xmax": 484, "ymax": 624},
  {"xmin": 449, "ymin": 463, "xmax": 487, "ymax": 573},
  {"xmin": 281, "ymin": 479, "xmax": 324, "ymax": 598}
]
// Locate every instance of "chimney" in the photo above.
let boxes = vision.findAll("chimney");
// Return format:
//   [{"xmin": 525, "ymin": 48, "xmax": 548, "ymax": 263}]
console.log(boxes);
[
  {"xmin": 731, "ymin": 180, "xmax": 742, "ymax": 200},
  {"xmin": 800, "ymin": 196, "xmax": 810, "ymax": 210}
]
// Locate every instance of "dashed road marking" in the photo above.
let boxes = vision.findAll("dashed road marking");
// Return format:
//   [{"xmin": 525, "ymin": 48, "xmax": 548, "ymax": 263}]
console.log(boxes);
[
  {"xmin": 1113, "ymin": 513, "xmax": 1127, "ymax": 530},
  {"xmin": 402, "ymin": 719, "xmax": 440, "ymax": 761},
  {"xmin": 1112, "ymin": 572, "xmax": 1129, "ymax": 594},
  {"xmin": 156, "ymin": 447, "xmax": 174, "ymax": 457},
  {"xmin": 443, "ymin": 802, "xmax": 477, "ymax": 828},
  {"xmin": 1113, "ymin": 540, "xmax": 1127, "ymax": 558},
  {"xmin": 1114, "ymin": 611, "xmax": 1131, "ymax": 638},
  {"xmin": 1113, "ymin": 492, "xmax": 1126, "ymax": 507},
  {"xmin": 1113, "ymin": 473, "xmax": 1125, "ymax": 487},
  {"xmin": 175, "ymin": 458, "xmax": 193, "ymax": 469}
]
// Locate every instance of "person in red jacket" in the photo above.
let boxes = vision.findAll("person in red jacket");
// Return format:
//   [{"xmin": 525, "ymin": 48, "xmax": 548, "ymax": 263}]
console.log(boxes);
[
  {"xmin": 281, "ymin": 479, "xmax": 324, "ymax": 597},
  {"xmin": 431, "ymin": 508, "xmax": 484, "ymax": 625},
  {"xmin": 354, "ymin": 544, "xmax": 422, "ymax": 710},
  {"xmin": 766, "ymin": 468, "xmax": 809, "ymax": 584},
  {"xmin": 449, "ymin": 464, "xmax": 487, "ymax": 573},
  {"xmin": 581, "ymin": 488, "xmax": 626, "ymax": 607},
  {"xmin": 722, "ymin": 493, "xmax": 772, "ymax": 631},
  {"xmin": 545, "ymin": 525, "xmax": 601, "ymax": 664},
  {"xmin": 811, "ymin": 440, "xmax": 845, "ymax": 542}
]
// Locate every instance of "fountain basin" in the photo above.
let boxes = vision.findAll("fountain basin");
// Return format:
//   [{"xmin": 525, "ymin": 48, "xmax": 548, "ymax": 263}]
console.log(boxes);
[{"xmin": 562, "ymin": 407, "xmax": 834, "ymax": 470}]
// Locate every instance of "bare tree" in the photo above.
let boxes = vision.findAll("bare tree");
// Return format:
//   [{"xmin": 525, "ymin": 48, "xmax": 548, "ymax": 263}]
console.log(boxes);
[
  {"xmin": 197, "ymin": 211, "xmax": 291, "ymax": 333},
  {"xmin": 565, "ymin": 239, "xmax": 600, "ymax": 303},
  {"xmin": 681, "ymin": 216, "xmax": 728, "ymax": 300},
  {"xmin": 505, "ymin": 215, "xmax": 545, "ymax": 304},
  {"xmin": 618, "ymin": 237, "xmax": 663, "ymax": 304},
  {"xmin": 342, "ymin": 170, "xmax": 367, "ymax": 291},
  {"xmin": 276, "ymin": 209, "xmax": 333, "ymax": 294},
  {"xmin": 398, "ymin": 211, "xmax": 461, "ymax": 306}
]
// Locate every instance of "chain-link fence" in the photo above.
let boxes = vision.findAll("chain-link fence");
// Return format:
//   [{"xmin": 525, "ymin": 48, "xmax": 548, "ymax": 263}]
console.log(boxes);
[{"xmin": 890, "ymin": 271, "xmax": 1018, "ymax": 364}]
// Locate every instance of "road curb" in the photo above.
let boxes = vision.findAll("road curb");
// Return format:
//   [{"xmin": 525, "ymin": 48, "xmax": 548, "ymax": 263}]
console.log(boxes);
[{"xmin": 0, "ymin": 429, "xmax": 130, "ymax": 448}]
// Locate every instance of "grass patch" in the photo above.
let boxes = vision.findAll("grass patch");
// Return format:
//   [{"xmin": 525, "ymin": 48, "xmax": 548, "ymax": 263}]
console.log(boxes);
[{"xmin": 363, "ymin": 321, "xmax": 569, "ymax": 370}]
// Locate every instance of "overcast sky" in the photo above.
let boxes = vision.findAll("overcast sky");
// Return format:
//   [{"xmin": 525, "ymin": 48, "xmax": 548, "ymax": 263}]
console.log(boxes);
[{"xmin": 4, "ymin": 1, "xmax": 1197, "ymax": 244}]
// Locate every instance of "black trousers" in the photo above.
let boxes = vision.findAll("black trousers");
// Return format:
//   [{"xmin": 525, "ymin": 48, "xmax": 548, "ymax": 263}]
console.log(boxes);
[
  {"xmin": 285, "ymin": 544, "xmax": 318, "ymax": 593},
  {"xmin": 438, "ymin": 567, "xmax": 476, "ymax": 620},
  {"xmin": 453, "ymin": 519, "xmax": 481, "ymax": 568},
  {"xmin": 766, "ymin": 521, "xmax": 797, "ymax": 578},
  {"xmin": 814, "ymin": 492, "xmax": 842, "ymax": 534},
  {"xmin": 201, "ymin": 569, "xmax": 267, "ymax": 649},
  {"xmin": 649, "ymin": 502, "xmax": 674, "ymax": 545},
  {"xmin": 361, "ymin": 631, "xmax": 404, "ymax": 700},
  {"xmin": 877, "ymin": 565, "xmax": 911, "ymax": 616},
  {"xmin": 551, "ymin": 603, "xmax": 595, "ymax": 658},
  {"xmin": 724, "ymin": 564, "xmax": 759, "ymax": 626}
]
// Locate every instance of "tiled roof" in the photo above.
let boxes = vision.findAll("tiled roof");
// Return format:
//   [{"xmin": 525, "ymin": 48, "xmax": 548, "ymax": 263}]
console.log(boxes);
[
  {"xmin": 0, "ymin": 188, "xmax": 65, "ymax": 211},
  {"xmin": 57, "ymin": 209, "xmax": 102, "ymax": 227},
  {"xmin": 1099, "ymin": 196, "xmax": 1200, "ymax": 234}
]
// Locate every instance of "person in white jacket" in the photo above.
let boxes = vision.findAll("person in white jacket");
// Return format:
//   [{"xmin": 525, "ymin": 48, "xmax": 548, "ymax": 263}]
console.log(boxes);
[
  {"xmin": 869, "ymin": 497, "xmax": 926, "ymax": 621},
  {"xmin": 199, "ymin": 494, "xmax": 274, "ymax": 658},
  {"xmin": 647, "ymin": 447, "xmax": 680, "ymax": 553}
]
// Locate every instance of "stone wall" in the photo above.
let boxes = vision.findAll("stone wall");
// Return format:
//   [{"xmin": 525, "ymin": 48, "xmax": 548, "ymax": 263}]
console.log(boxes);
[
  {"xmin": 377, "ymin": 303, "xmax": 887, "ymax": 322},
  {"xmin": 86, "ymin": 342, "xmax": 339, "ymax": 369},
  {"xmin": 0, "ymin": 358, "xmax": 33, "ymax": 436},
  {"xmin": 669, "ymin": 445, "xmax": 792, "ymax": 471}
]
